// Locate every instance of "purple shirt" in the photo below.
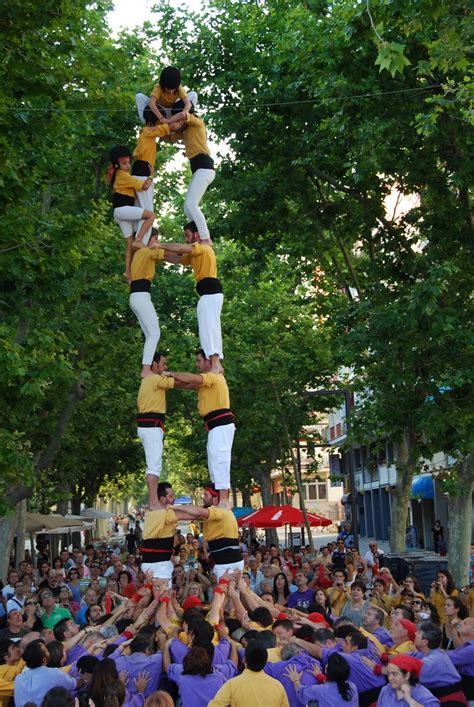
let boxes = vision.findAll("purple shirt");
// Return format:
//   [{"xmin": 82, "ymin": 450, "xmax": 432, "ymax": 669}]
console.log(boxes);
[
  {"xmin": 167, "ymin": 664, "xmax": 229, "ymax": 706},
  {"xmin": 412, "ymin": 649, "xmax": 461, "ymax": 688},
  {"xmin": 373, "ymin": 626, "xmax": 394, "ymax": 647},
  {"xmin": 169, "ymin": 637, "xmax": 230, "ymax": 666},
  {"xmin": 447, "ymin": 639, "xmax": 474, "ymax": 677},
  {"xmin": 66, "ymin": 644, "xmax": 88, "ymax": 666},
  {"xmin": 376, "ymin": 682, "xmax": 439, "ymax": 706},
  {"xmin": 297, "ymin": 679, "xmax": 358, "ymax": 707},
  {"xmin": 287, "ymin": 588, "xmax": 315, "ymax": 610},
  {"xmin": 264, "ymin": 652, "xmax": 320, "ymax": 707},
  {"xmin": 114, "ymin": 651, "xmax": 163, "ymax": 697},
  {"xmin": 323, "ymin": 647, "xmax": 386, "ymax": 692}
]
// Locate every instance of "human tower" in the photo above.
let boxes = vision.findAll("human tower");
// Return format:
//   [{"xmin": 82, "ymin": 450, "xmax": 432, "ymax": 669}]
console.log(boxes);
[{"xmin": 107, "ymin": 67, "xmax": 235, "ymax": 512}]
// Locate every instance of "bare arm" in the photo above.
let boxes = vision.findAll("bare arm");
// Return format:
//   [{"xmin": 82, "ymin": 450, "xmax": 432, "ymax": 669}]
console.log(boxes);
[
  {"xmin": 167, "ymin": 371, "xmax": 203, "ymax": 387},
  {"xmin": 162, "ymin": 638, "xmax": 172, "ymax": 672},
  {"xmin": 164, "ymin": 253, "xmax": 182, "ymax": 264},
  {"xmin": 173, "ymin": 505, "xmax": 209, "ymax": 521},
  {"xmin": 156, "ymin": 241, "xmax": 193, "ymax": 255}
]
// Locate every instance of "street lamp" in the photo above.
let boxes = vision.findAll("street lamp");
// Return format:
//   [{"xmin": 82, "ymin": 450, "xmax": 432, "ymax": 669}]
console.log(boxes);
[{"xmin": 303, "ymin": 388, "xmax": 359, "ymax": 549}]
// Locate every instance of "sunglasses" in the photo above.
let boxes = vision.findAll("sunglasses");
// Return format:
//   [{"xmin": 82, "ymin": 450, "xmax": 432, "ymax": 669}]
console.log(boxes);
[{"xmin": 413, "ymin": 600, "xmax": 423, "ymax": 605}]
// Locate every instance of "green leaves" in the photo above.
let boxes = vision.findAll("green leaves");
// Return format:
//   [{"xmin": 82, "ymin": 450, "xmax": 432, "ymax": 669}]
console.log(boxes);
[{"xmin": 375, "ymin": 41, "xmax": 411, "ymax": 77}]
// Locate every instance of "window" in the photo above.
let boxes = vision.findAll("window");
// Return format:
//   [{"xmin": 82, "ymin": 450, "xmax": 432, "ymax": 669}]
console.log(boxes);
[{"xmin": 302, "ymin": 482, "xmax": 327, "ymax": 501}]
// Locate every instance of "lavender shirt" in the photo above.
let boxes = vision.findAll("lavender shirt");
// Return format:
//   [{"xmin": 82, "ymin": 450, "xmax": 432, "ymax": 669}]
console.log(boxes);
[
  {"xmin": 167, "ymin": 664, "xmax": 231, "ymax": 706},
  {"xmin": 322, "ymin": 646, "xmax": 386, "ymax": 693},
  {"xmin": 169, "ymin": 637, "xmax": 230, "ymax": 665},
  {"xmin": 297, "ymin": 679, "xmax": 359, "ymax": 707},
  {"xmin": 114, "ymin": 651, "xmax": 163, "ymax": 697},
  {"xmin": 376, "ymin": 682, "xmax": 439, "ymax": 706},
  {"xmin": 447, "ymin": 639, "xmax": 474, "ymax": 677},
  {"xmin": 264, "ymin": 652, "xmax": 320, "ymax": 707},
  {"xmin": 373, "ymin": 626, "xmax": 394, "ymax": 647},
  {"xmin": 412, "ymin": 649, "xmax": 461, "ymax": 688}
]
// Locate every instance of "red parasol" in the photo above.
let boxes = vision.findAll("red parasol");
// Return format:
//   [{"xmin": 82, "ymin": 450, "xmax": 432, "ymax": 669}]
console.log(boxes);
[{"xmin": 237, "ymin": 505, "xmax": 332, "ymax": 529}]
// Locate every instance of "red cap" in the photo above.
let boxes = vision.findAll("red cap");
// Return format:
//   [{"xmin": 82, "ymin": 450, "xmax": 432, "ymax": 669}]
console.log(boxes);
[
  {"xmin": 182, "ymin": 596, "xmax": 203, "ymax": 610},
  {"xmin": 307, "ymin": 612, "xmax": 330, "ymax": 628},
  {"xmin": 389, "ymin": 655, "xmax": 424, "ymax": 678},
  {"xmin": 398, "ymin": 619, "xmax": 417, "ymax": 642}
]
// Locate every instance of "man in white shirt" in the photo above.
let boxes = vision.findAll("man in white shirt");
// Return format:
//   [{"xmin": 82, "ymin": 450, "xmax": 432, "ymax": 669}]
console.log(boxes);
[
  {"xmin": 6, "ymin": 580, "xmax": 26, "ymax": 613},
  {"xmin": 364, "ymin": 542, "xmax": 384, "ymax": 581}
]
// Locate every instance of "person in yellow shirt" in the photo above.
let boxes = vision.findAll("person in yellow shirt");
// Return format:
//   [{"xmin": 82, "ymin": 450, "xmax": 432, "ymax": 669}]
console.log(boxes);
[
  {"xmin": 165, "ymin": 111, "xmax": 215, "ymax": 241},
  {"xmin": 136, "ymin": 352, "xmax": 175, "ymax": 508},
  {"xmin": 159, "ymin": 225, "xmax": 224, "ymax": 373},
  {"xmin": 129, "ymin": 230, "xmax": 167, "ymax": 376},
  {"xmin": 107, "ymin": 145, "xmax": 155, "ymax": 278},
  {"xmin": 165, "ymin": 351, "xmax": 235, "ymax": 506},
  {"xmin": 135, "ymin": 66, "xmax": 197, "ymax": 124},
  {"xmin": 209, "ymin": 641, "xmax": 289, "ymax": 707}
]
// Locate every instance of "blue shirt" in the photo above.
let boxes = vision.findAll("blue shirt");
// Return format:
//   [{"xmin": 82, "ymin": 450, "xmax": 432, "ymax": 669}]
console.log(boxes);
[
  {"xmin": 376, "ymin": 682, "xmax": 439, "ymax": 706},
  {"xmin": 447, "ymin": 639, "xmax": 474, "ymax": 677},
  {"xmin": 168, "ymin": 663, "xmax": 235, "ymax": 707},
  {"xmin": 14, "ymin": 666, "xmax": 76, "ymax": 707}
]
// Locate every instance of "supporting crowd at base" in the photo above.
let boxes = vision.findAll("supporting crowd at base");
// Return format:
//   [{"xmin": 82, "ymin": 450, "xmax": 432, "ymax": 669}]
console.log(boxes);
[{"xmin": 2, "ymin": 517, "xmax": 474, "ymax": 706}]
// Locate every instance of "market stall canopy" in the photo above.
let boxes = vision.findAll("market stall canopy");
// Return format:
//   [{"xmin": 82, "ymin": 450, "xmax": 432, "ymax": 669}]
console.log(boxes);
[
  {"xmin": 238, "ymin": 505, "xmax": 332, "ymax": 529},
  {"xmin": 26, "ymin": 513, "xmax": 87, "ymax": 534},
  {"xmin": 81, "ymin": 508, "xmax": 114, "ymax": 520}
]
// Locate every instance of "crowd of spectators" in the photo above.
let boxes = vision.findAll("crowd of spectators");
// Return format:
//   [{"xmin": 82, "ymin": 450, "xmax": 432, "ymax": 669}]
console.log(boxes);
[{"xmin": 1, "ymin": 516, "xmax": 474, "ymax": 707}]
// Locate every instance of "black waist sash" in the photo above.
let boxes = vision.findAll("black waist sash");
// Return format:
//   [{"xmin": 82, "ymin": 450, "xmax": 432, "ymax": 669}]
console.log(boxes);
[
  {"xmin": 141, "ymin": 537, "xmax": 174, "ymax": 562},
  {"xmin": 208, "ymin": 537, "xmax": 242, "ymax": 565},
  {"xmin": 203, "ymin": 408, "xmax": 234, "ymax": 431},
  {"xmin": 196, "ymin": 277, "xmax": 223, "ymax": 296},
  {"xmin": 358, "ymin": 685, "xmax": 383, "ymax": 707},
  {"xmin": 461, "ymin": 674, "xmax": 474, "ymax": 700},
  {"xmin": 190, "ymin": 153, "xmax": 214, "ymax": 173},
  {"xmin": 430, "ymin": 681, "xmax": 468, "ymax": 705},
  {"xmin": 136, "ymin": 412, "xmax": 165, "ymax": 430},
  {"xmin": 130, "ymin": 279, "xmax": 151, "ymax": 293},
  {"xmin": 113, "ymin": 193, "xmax": 135, "ymax": 208}
]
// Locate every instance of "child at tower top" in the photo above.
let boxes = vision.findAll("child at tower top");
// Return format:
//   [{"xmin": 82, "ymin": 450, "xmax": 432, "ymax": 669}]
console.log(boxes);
[{"xmin": 135, "ymin": 66, "xmax": 197, "ymax": 125}]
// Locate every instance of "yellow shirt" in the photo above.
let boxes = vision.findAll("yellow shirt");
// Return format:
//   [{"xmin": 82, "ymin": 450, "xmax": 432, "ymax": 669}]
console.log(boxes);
[
  {"xmin": 180, "ymin": 243, "xmax": 217, "ymax": 282},
  {"xmin": 387, "ymin": 640, "xmax": 416, "ymax": 655},
  {"xmin": 137, "ymin": 374, "xmax": 175, "ymax": 414},
  {"xmin": 113, "ymin": 170, "xmax": 147, "ymax": 198},
  {"xmin": 133, "ymin": 124, "xmax": 170, "ymax": 166},
  {"xmin": 203, "ymin": 507, "xmax": 239, "ymax": 543},
  {"xmin": 431, "ymin": 588, "xmax": 458, "ymax": 625},
  {"xmin": 151, "ymin": 84, "xmax": 188, "ymax": 106},
  {"xmin": 143, "ymin": 507, "xmax": 178, "ymax": 540},
  {"xmin": 197, "ymin": 373, "xmax": 230, "ymax": 417},
  {"xmin": 0, "ymin": 678, "xmax": 13, "ymax": 707},
  {"xmin": 181, "ymin": 113, "xmax": 210, "ymax": 160},
  {"xmin": 131, "ymin": 247, "xmax": 165, "ymax": 282},
  {"xmin": 209, "ymin": 668, "xmax": 289, "ymax": 707},
  {"xmin": 0, "ymin": 660, "xmax": 24, "ymax": 683},
  {"xmin": 328, "ymin": 587, "xmax": 350, "ymax": 616}
]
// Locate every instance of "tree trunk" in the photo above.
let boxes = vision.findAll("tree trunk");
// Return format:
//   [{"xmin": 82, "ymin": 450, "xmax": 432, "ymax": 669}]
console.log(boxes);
[
  {"xmin": 390, "ymin": 430, "xmax": 418, "ymax": 552},
  {"xmin": 6, "ymin": 378, "xmax": 86, "ymax": 507},
  {"xmin": 255, "ymin": 467, "xmax": 279, "ymax": 546},
  {"xmin": 0, "ymin": 515, "xmax": 16, "ymax": 581},
  {"xmin": 241, "ymin": 488, "xmax": 252, "ymax": 509},
  {"xmin": 447, "ymin": 455, "xmax": 474, "ymax": 587},
  {"xmin": 15, "ymin": 500, "xmax": 27, "ymax": 568}
]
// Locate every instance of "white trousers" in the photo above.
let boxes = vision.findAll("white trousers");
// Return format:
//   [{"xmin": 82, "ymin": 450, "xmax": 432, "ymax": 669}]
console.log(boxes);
[
  {"xmin": 141, "ymin": 560, "xmax": 173, "ymax": 587},
  {"xmin": 137, "ymin": 426, "xmax": 163, "ymax": 477},
  {"xmin": 184, "ymin": 169, "xmax": 215, "ymax": 239},
  {"xmin": 197, "ymin": 293, "xmax": 223, "ymax": 360},
  {"xmin": 207, "ymin": 423, "xmax": 235, "ymax": 490},
  {"xmin": 135, "ymin": 91, "xmax": 198, "ymax": 123},
  {"xmin": 213, "ymin": 559, "xmax": 244, "ymax": 582},
  {"xmin": 114, "ymin": 206, "xmax": 145, "ymax": 238},
  {"xmin": 129, "ymin": 292, "xmax": 160, "ymax": 365},
  {"xmin": 134, "ymin": 176, "xmax": 154, "ymax": 245}
]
